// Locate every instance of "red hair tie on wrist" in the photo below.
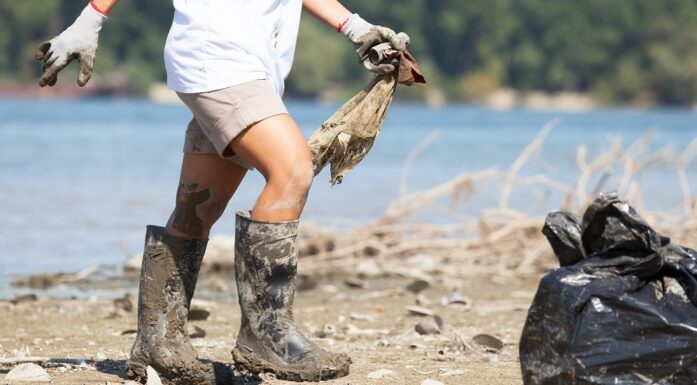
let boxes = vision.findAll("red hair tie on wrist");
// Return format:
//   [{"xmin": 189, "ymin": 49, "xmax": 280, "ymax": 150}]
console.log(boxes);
[
  {"xmin": 90, "ymin": 1, "xmax": 109, "ymax": 17},
  {"xmin": 337, "ymin": 16, "xmax": 350, "ymax": 33}
]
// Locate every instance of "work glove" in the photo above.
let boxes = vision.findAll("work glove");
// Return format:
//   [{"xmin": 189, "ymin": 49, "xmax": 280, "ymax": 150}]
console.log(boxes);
[
  {"xmin": 35, "ymin": 3, "xmax": 107, "ymax": 87},
  {"xmin": 340, "ymin": 14, "xmax": 410, "ymax": 75}
]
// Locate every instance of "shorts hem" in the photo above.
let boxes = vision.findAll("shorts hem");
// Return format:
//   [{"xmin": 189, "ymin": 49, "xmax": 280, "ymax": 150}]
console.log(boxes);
[{"xmin": 177, "ymin": 79, "xmax": 287, "ymax": 171}]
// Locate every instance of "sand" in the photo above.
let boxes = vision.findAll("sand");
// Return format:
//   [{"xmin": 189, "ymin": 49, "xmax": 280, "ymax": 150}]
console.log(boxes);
[{"xmin": 0, "ymin": 273, "xmax": 540, "ymax": 385}]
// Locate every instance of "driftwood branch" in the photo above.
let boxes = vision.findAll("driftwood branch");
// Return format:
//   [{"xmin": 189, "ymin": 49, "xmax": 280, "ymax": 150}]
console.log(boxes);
[{"xmin": 192, "ymin": 124, "xmax": 697, "ymax": 278}]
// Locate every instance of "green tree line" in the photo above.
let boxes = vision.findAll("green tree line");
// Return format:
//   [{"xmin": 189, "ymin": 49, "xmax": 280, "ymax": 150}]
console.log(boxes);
[{"xmin": 1, "ymin": 0, "xmax": 697, "ymax": 105}]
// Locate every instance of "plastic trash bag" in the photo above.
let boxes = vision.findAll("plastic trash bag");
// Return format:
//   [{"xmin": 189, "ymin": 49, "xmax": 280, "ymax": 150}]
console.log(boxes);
[
  {"xmin": 308, "ymin": 50, "xmax": 426, "ymax": 185},
  {"xmin": 520, "ymin": 192, "xmax": 697, "ymax": 385}
]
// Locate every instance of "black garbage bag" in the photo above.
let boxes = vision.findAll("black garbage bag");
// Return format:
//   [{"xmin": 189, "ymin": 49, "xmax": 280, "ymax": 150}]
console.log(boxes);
[{"xmin": 520, "ymin": 192, "xmax": 697, "ymax": 385}]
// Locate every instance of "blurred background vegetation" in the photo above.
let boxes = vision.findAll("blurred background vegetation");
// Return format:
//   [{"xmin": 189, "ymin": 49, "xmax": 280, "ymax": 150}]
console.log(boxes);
[{"xmin": 1, "ymin": 0, "xmax": 697, "ymax": 105}]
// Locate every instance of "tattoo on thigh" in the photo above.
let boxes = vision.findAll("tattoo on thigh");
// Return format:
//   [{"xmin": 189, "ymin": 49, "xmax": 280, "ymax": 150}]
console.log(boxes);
[{"xmin": 172, "ymin": 183, "xmax": 212, "ymax": 237}]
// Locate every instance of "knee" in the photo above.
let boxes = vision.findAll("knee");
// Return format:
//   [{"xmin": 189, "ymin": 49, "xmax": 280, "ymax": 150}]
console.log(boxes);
[
  {"xmin": 267, "ymin": 158, "xmax": 314, "ymax": 199},
  {"xmin": 168, "ymin": 183, "xmax": 228, "ymax": 238}
]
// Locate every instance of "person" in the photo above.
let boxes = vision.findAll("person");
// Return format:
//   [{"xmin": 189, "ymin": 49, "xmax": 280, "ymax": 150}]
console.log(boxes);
[{"xmin": 36, "ymin": 0, "xmax": 409, "ymax": 383}]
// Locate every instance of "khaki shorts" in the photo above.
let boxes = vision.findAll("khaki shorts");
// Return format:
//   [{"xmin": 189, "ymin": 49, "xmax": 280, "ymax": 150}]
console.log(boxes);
[{"xmin": 177, "ymin": 79, "xmax": 288, "ymax": 170}]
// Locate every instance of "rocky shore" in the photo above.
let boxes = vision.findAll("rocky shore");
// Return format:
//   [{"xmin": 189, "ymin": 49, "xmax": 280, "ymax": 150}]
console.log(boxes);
[{"xmin": 0, "ymin": 272, "xmax": 534, "ymax": 385}]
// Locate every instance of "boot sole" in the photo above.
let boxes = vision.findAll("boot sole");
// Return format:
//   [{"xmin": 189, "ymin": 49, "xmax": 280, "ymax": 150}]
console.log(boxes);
[
  {"xmin": 232, "ymin": 346, "xmax": 350, "ymax": 382},
  {"xmin": 126, "ymin": 359, "xmax": 148, "ymax": 384},
  {"xmin": 127, "ymin": 358, "xmax": 232, "ymax": 385}
]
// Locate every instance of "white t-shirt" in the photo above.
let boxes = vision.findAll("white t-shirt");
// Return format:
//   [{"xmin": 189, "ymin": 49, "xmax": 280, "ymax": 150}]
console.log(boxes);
[{"xmin": 164, "ymin": 0, "xmax": 303, "ymax": 95}]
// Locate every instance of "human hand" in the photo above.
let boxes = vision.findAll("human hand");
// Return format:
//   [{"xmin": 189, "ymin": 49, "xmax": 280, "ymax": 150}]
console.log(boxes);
[
  {"xmin": 36, "ymin": 3, "xmax": 107, "ymax": 87},
  {"xmin": 340, "ymin": 14, "xmax": 410, "ymax": 74}
]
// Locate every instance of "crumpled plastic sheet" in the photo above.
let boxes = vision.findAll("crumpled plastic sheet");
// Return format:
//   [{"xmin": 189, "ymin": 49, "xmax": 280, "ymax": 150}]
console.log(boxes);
[
  {"xmin": 308, "ymin": 50, "xmax": 426, "ymax": 185},
  {"xmin": 520, "ymin": 191, "xmax": 697, "ymax": 385}
]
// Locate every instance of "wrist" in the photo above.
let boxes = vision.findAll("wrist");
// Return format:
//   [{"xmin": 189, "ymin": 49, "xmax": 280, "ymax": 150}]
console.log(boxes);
[
  {"xmin": 337, "ymin": 16, "xmax": 350, "ymax": 33},
  {"xmin": 90, "ymin": 1, "xmax": 109, "ymax": 17}
]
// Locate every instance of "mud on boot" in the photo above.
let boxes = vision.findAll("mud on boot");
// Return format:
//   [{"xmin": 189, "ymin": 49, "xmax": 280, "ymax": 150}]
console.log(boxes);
[
  {"xmin": 127, "ymin": 226, "xmax": 233, "ymax": 385},
  {"xmin": 231, "ymin": 211, "xmax": 351, "ymax": 382}
]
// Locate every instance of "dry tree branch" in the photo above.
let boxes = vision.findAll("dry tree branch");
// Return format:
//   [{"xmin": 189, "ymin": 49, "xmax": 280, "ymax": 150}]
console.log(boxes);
[
  {"xmin": 674, "ymin": 138, "xmax": 697, "ymax": 214},
  {"xmin": 499, "ymin": 119, "xmax": 560, "ymax": 210},
  {"xmin": 381, "ymin": 169, "xmax": 497, "ymax": 223},
  {"xmin": 399, "ymin": 130, "xmax": 441, "ymax": 196},
  {"xmin": 227, "ymin": 126, "xmax": 697, "ymax": 279},
  {"xmin": 572, "ymin": 137, "xmax": 623, "ymax": 210}
]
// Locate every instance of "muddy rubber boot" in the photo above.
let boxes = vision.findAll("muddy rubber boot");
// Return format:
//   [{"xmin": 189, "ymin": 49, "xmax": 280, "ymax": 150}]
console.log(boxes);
[
  {"xmin": 231, "ymin": 211, "xmax": 351, "ymax": 382},
  {"xmin": 127, "ymin": 226, "xmax": 232, "ymax": 385}
]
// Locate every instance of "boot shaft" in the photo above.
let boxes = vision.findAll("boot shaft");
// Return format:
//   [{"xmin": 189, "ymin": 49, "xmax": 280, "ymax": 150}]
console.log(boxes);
[
  {"xmin": 232, "ymin": 212, "xmax": 353, "ymax": 380},
  {"xmin": 138, "ymin": 226, "xmax": 207, "ymax": 314},
  {"xmin": 234, "ymin": 211, "xmax": 299, "ymax": 320},
  {"xmin": 129, "ymin": 227, "xmax": 233, "ymax": 384}
]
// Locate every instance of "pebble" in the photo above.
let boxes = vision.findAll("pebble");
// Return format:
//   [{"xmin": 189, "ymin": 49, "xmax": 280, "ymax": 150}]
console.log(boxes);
[
  {"xmin": 366, "ymin": 368, "xmax": 394, "ymax": 379},
  {"xmin": 5, "ymin": 363, "xmax": 50, "ymax": 382},
  {"xmin": 421, "ymin": 380, "xmax": 444, "ymax": 385},
  {"xmin": 440, "ymin": 368, "xmax": 464, "ymax": 376},
  {"xmin": 9, "ymin": 294, "xmax": 38, "ymax": 305},
  {"xmin": 317, "ymin": 324, "xmax": 336, "ymax": 338},
  {"xmin": 441, "ymin": 290, "xmax": 472, "ymax": 308},
  {"xmin": 472, "ymin": 334, "xmax": 504, "ymax": 352},
  {"xmin": 415, "ymin": 315, "xmax": 443, "ymax": 335},
  {"xmin": 188, "ymin": 325, "xmax": 206, "ymax": 339},
  {"xmin": 188, "ymin": 308, "xmax": 210, "ymax": 321},
  {"xmin": 406, "ymin": 305, "xmax": 435, "ymax": 317},
  {"xmin": 406, "ymin": 279, "xmax": 430, "ymax": 294},
  {"xmin": 344, "ymin": 324, "xmax": 389, "ymax": 336},
  {"xmin": 146, "ymin": 366, "xmax": 164, "ymax": 385},
  {"xmin": 415, "ymin": 294, "xmax": 432, "ymax": 306},
  {"xmin": 349, "ymin": 312, "xmax": 375, "ymax": 322},
  {"xmin": 344, "ymin": 277, "xmax": 365, "ymax": 289}
]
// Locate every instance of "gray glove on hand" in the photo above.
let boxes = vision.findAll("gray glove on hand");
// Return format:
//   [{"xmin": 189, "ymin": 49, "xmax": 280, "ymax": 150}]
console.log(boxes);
[
  {"xmin": 36, "ymin": 4, "xmax": 107, "ymax": 87},
  {"xmin": 341, "ymin": 14, "xmax": 410, "ymax": 74}
]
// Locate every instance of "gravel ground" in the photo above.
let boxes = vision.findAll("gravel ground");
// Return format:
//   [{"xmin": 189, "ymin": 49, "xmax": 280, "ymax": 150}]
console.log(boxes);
[{"xmin": 0, "ymin": 273, "xmax": 541, "ymax": 385}]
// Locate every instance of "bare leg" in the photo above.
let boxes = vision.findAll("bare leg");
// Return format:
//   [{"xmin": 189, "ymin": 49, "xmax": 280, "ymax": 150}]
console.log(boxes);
[
  {"xmin": 166, "ymin": 153, "xmax": 247, "ymax": 239},
  {"xmin": 229, "ymin": 113, "xmax": 314, "ymax": 222}
]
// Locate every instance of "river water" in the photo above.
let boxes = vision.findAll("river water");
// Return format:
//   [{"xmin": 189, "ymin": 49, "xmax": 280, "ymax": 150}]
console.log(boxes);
[{"xmin": 1, "ymin": 99, "xmax": 696, "ymax": 281}]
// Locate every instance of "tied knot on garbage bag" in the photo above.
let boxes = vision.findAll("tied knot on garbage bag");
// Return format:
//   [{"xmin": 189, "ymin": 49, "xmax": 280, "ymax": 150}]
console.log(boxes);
[
  {"xmin": 520, "ymin": 191, "xmax": 697, "ymax": 385},
  {"xmin": 308, "ymin": 46, "xmax": 426, "ymax": 185}
]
